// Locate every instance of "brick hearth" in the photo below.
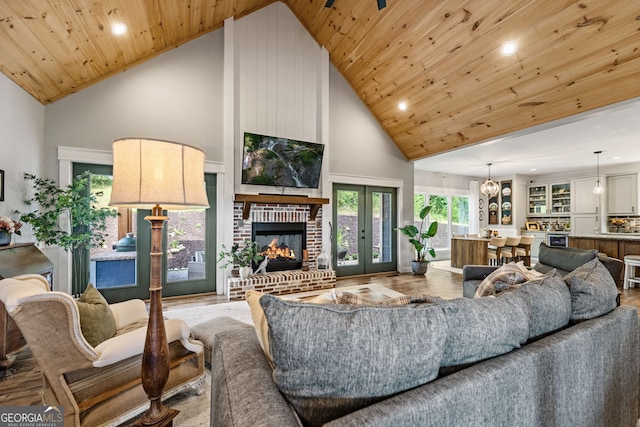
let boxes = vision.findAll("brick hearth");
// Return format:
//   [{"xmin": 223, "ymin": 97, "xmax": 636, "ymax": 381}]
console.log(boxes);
[{"xmin": 226, "ymin": 269, "xmax": 336, "ymax": 300}]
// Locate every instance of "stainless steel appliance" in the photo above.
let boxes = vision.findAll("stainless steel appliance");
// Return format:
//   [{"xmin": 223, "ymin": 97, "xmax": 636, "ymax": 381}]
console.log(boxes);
[{"xmin": 547, "ymin": 233, "xmax": 569, "ymax": 247}]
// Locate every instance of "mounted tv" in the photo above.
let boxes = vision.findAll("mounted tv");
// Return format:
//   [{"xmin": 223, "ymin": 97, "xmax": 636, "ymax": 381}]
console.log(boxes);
[{"xmin": 242, "ymin": 132, "xmax": 325, "ymax": 189}]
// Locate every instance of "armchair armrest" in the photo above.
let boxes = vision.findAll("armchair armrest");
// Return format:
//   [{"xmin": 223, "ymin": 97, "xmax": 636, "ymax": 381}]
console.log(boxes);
[
  {"xmin": 109, "ymin": 299, "xmax": 148, "ymax": 330},
  {"xmin": 93, "ymin": 318, "xmax": 202, "ymax": 367},
  {"xmin": 462, "ymin": 265, "xmax": 499, "ymax": 282}
]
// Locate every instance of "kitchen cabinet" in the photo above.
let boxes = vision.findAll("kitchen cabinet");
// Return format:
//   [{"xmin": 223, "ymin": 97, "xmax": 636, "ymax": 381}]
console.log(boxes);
[
  {"xmin": 571, "ymin": 177, "xmax": 601, "ymax": 214},
  {"xmin": 528, "ymin": 185, "xmax": 548, "ymax": 215},
  {"xmin": 550, "ymin": 183, "xmax": 571, "ymax": 215},
  {"xmin": 572, "ymin": 214, "xmax": 600, "ymax": 236},
  {"xmin": 608, "ymin": 174, "xmax": 638, "ymax": 214},
  {"xmin": 527, "ymin": 182, "xmax": 570, "ymax": 216}
]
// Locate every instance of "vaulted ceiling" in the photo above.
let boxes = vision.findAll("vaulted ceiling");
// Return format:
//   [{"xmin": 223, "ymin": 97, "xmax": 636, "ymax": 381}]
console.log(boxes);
[{"xmin": 1, "ymin": 0, "xmax": 639, "ymax": 162}]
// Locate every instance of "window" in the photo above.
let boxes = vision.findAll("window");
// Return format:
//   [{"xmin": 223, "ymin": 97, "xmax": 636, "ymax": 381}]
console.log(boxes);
[{"xmin": 414, "ymin": 193, "xmax": 469, "ymax": 250}]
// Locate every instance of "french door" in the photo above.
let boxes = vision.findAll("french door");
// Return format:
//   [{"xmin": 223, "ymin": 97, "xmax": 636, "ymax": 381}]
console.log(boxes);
[
  {"xmin": 73, "ymin": 163, "xmax": 217, "ymax": 303},
  {"xmin": 332, "ymin": 184, "xmax": 397, "ymax": 277}
]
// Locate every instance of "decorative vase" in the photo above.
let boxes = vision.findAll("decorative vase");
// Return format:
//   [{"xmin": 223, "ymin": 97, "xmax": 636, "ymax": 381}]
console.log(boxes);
[
  {"xmin": 317, "ymin": 249, "xmax": 329, "ymax": 270},
  {"xmin": 239, "ymin": 266, "xmax": 252, "ymax": 279},
  {"xmin": 411, "ymin": 260, "xmax": 429, "ymax": 275},
  {"xmin": 0, "ymin": 231, "xmax": 11, "ymax": 246}
]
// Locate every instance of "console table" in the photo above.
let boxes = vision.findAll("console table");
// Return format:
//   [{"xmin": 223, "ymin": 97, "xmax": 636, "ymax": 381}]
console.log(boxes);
[{"xmin": 0, "ymin": 243, "xmax": 53, "ymax": 367}]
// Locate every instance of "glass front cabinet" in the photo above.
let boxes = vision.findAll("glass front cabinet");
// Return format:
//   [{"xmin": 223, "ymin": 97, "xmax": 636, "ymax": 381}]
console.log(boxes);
[{"xmin": 528, "ymin": 183, "xmax": 570, "ymax": 216}]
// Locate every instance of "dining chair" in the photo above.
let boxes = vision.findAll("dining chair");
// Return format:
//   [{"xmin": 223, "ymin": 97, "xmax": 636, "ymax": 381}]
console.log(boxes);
[
  {"xmin": 487, "ymin": 236, "xmax": 507, "ymax": 266},
  {"xmin": 500, "ymin": 236, "xmax": 521, "ymax": 264},
  {"xmin": 515, "ymin": 235, "xmax": 535, "ymax": 266}
]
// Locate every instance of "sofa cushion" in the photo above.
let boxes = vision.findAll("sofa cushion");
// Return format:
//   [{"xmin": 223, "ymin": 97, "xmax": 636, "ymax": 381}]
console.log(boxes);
[
  {"xmin": 501, "ymin": 273, "xmax": 571, "ymax": 339},
  {"xmin": 563, "ymin": 258, "xmax": 618, "ymax": 320},
  {"xmin": 534, "ymin": 243, "xmax": 598, "ymax": 275},
  {"xmin": 259, "ymin": 294, "xmax": 448, "ymax": 426},
  {"xmin": 76, "ymin": 284, "xmax": 117, "ymax": 347},
  {"xmin": 432, "ymin": 292, "xmax": 530, "ymax": 367}
]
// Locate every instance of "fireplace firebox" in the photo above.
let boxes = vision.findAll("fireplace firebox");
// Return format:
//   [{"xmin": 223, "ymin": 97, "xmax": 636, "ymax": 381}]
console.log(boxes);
[{"xmin": 252, "ymin": 222, "xmax": 306, "ymax": 272}]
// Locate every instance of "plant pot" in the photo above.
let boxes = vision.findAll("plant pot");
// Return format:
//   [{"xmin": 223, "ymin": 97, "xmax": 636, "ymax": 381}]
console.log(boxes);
[
  {"xmin": 411, "ymin": 260, "xmax": 429, "ymax": 275},
  {"xmin": 239, "ymin": 266, "xmax": 252, "ymax": 279},
  {"xmin": 0, "ymin": 231, "xmax": 11, "ymax": 246}
]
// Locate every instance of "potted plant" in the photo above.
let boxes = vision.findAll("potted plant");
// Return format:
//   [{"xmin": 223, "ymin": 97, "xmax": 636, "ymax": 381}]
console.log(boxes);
[
  {"xmin": 218, "ymin": 239, "xmax": 265, "ymax": 279},
  {"xmin": 395, "ymin": 205, "xmax": 438, "ymax": 275},
  {"xmin": 14, "ymin": 172, "xmax": 118, "ymax": 294}
]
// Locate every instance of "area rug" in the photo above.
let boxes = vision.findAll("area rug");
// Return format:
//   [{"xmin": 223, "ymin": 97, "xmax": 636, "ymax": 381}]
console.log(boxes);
[
  {"xmin": 163, "ymin": 283, "xmax": 406, "ymax": 328},
  {"xmin": 430, "ymin": 260, "xmax": 463, "ymax": 275}
]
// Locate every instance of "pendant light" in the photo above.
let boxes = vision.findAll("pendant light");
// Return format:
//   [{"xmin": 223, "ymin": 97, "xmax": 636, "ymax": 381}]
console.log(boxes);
[
  {"xmin": 593, "ymin": 151, "xmax": 605, "ymax": 195},
  {"xmin": 480, "ymin": 163, "xmax": 500, "ymax": 198}
]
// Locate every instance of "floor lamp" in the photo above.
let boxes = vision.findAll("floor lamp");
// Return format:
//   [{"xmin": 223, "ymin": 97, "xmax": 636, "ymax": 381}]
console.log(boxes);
[{"xmin": 109, "ymin": 137, "xmax": 209, "ymax": 426}]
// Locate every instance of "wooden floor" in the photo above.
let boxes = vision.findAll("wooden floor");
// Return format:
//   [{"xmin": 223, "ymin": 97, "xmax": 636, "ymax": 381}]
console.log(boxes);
[{"xmin": 2, "ymin": 267, "xmax": 640, "ymax": 412}]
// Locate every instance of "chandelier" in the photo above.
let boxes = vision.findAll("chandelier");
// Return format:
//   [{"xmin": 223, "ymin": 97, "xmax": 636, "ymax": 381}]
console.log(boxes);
[
  {"xmin": 480, "ymin": 163, "xmax": 500, "ymax": 198},
  {"xmin": 593, "ymin": 150, "xmax": 605, "ymax": 195}
]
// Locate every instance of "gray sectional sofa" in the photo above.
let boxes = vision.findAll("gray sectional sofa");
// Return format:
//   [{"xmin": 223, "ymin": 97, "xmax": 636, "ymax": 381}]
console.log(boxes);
[
  {"xmin": 463, "ymin": 243, "xmax": 624, "ymax": 298},
  {"xmin": 208, "ymin": 255, "xmax": 639, "ymax": 427}
]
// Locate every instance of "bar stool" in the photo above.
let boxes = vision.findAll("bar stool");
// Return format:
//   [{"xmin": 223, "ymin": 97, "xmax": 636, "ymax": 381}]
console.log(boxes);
[
  {"xmin": 487, "ymin": 236, "xmax": 506, "ymax": 266},
  {"xmin": 500, "ymin": 236, "xmax": 521, "ymax": 264},
  {"xmin": 623, "ymin": 255, "xmax": 640, "ymax": 290},
  {"xmin": 515, "ymin": 235, "xmax": 535, "ymax": 266}
]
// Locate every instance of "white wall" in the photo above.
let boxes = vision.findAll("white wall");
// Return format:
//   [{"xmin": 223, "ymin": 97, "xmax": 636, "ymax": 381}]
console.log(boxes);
[
  {"xmin": 44, "ymin": 29, "xmax": 225, "ymax": 180},
  {"xmin": 0, "ymin": 73, "xmax": 45, "ymax": 244}
]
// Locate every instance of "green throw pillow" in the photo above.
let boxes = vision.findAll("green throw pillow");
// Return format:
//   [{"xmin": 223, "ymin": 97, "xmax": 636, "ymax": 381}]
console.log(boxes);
[{"xmin": 76, "ymin": 284, "xmax": 117, "ymax": 347}]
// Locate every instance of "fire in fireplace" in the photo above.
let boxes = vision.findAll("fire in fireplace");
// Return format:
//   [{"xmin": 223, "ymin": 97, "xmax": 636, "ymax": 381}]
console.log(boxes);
[{"xmin": 252, "ymin": 222, "xmax": 306, "ymax": 272}]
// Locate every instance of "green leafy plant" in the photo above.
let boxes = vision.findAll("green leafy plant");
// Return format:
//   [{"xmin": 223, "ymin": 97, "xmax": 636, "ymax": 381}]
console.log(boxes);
[
  {"xmin": 14, "ymin": 171, "xmax": 118, "ymax": 251},
  {"xmin": 395, "ymin": 205, "xmax": 438, "ymax": 262},
  {"xmin": 14, "ymin": 171, "xmax": 118, "ymax": 295},
  {"xmin": 218, "ymin": 240, "xmax": 264, "ymax": 268}
]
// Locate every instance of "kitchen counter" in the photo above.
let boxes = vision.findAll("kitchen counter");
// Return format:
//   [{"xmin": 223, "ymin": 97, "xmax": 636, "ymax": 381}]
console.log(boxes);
[
  {"xmin": 569, "ymin": 235, "xmax": 640, "ymax": 260},
  {"xmin": 572, "ymin": 233, "xmax": 640, "ymax": 241},
  {"xmin": 451, "ymin": 236, "xmax": 490, "ymax": 268}
]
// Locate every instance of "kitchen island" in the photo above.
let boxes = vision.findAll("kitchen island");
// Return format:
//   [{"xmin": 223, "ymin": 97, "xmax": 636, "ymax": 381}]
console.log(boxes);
[
  {"xmin": 451, "ymin": 236, "xmax": 490, "ymax": 268},
  {"xmin": 569, "ymin": 234, "xmax": 640, "ymax": 260}
]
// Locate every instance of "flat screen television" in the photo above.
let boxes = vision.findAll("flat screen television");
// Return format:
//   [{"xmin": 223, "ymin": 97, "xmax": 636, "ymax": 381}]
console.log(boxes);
[{"xmin": 241, "ymin": 132, "xmax": 325, "ymax": 189}]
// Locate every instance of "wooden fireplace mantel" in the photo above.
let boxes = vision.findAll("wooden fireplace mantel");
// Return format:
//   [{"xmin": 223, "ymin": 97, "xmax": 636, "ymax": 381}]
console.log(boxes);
[{"xmin": 234, "ymin": 194, "xmax": 330, "ymax": 221}]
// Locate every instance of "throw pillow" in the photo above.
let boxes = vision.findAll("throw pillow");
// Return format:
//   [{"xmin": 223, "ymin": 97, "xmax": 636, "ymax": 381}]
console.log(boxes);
[
  {"xmin": 433, "ymin": 292, "xmax": 530, "ymax": 367},
  {"xmin": 500, "ymin": 272, "xmax": 571, "ymax": 339},
  {"xmin": 76, "ymin": 284, "xmax": 117, "ymax": 347},
  {"xmin": 245, "ymin": 290, "xmax": 273, "ymax": 363},
  {"xmin": 259, "ymin": 294, "xmax": 447, "ymax": 426},
  {"xmin": 563, "ymin": 258, "xmax": 618, "ymax": 320},
  {"xmin": 475, "ymin": 261, "xmax": 538, "ymax": 297}
]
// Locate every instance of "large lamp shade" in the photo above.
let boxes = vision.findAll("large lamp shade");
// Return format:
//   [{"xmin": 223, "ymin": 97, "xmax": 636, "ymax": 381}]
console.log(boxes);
[{"xmin": 110, "ymin": 137, "xmax": 209, "ymax": 210}]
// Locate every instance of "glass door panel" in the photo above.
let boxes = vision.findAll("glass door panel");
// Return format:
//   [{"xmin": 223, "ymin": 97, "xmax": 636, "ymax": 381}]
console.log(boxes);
[
  {"xmin": 335, "ymin": 187, "xmax": 362, "ymax": 272},
  {"xmin": 74, "ymin": 163, "xmax": 217, "ymax": 303},
  {"xmin": 333, "ymin": 184, "xmax": 396, "ymax": 276}
]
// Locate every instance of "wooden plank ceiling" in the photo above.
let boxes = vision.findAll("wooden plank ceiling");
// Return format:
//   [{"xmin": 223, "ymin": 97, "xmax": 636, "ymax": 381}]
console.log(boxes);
[{"xmin": 1, "ymin": 0, "xmax": 639, "ymax": 162}]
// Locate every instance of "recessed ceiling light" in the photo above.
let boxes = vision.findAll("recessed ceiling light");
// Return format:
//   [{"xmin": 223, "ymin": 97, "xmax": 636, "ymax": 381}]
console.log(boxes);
[
  {"xmin": 612, "ymin": 156, "xmax": 621, "ymax": 160},
  {"xmin": 398, "ymin": 101, "xmax": 408, "ymax": 111},
  {"xmin": 500, "ymin": 41, "xmax": 518, "ymax": 56},
  {"xmin": 530, "ymin": 168, "xmax": 537, "ymax": 171},
  {"xmin": 111, "ymin": 23, "xmax": 127, "ymax": 36}
]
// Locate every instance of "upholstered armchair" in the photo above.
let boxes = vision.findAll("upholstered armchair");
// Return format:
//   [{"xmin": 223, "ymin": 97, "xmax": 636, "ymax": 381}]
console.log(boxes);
[{"xmin": 0, "ymin": 274, "xmax": 204, "ymax": 427}]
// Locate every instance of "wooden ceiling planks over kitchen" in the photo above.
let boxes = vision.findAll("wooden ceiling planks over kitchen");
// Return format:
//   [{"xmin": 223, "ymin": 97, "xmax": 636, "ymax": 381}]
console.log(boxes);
[{"xmin": 1, "ymin": 0, "xmax": 638, "ymax": 161}]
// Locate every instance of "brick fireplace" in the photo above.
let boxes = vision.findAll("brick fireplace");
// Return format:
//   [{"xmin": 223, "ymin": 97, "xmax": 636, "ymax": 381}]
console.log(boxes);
[{"xmin": 227, "ymin": 195, "xmax": 335, "ymax": 300}]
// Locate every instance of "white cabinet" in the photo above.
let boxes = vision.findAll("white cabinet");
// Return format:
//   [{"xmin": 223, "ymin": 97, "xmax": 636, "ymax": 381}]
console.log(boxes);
[
  {"xmin": 572, "ymin": 214, "xmax": 600, "ymax": 236},
  {"xmin": 528, "ymin": 182, "xmax": 570, "ymax": 216},
  {"xmin": 571, "ymin": 177, "xmax": 600, "ymax": 214},
  {"xmin": 607, "ymin": 174, "xmax": 638, "ymax": 214}
]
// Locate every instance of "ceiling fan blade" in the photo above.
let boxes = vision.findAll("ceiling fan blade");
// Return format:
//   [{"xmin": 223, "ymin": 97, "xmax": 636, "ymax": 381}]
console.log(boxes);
[
  {"xmin": 377, "ymin": 0, "xmax": 386, "ymax": 9},
  {"xmin": 324, "ymin": 0, "xmax": 336, "ymax": 7}
]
